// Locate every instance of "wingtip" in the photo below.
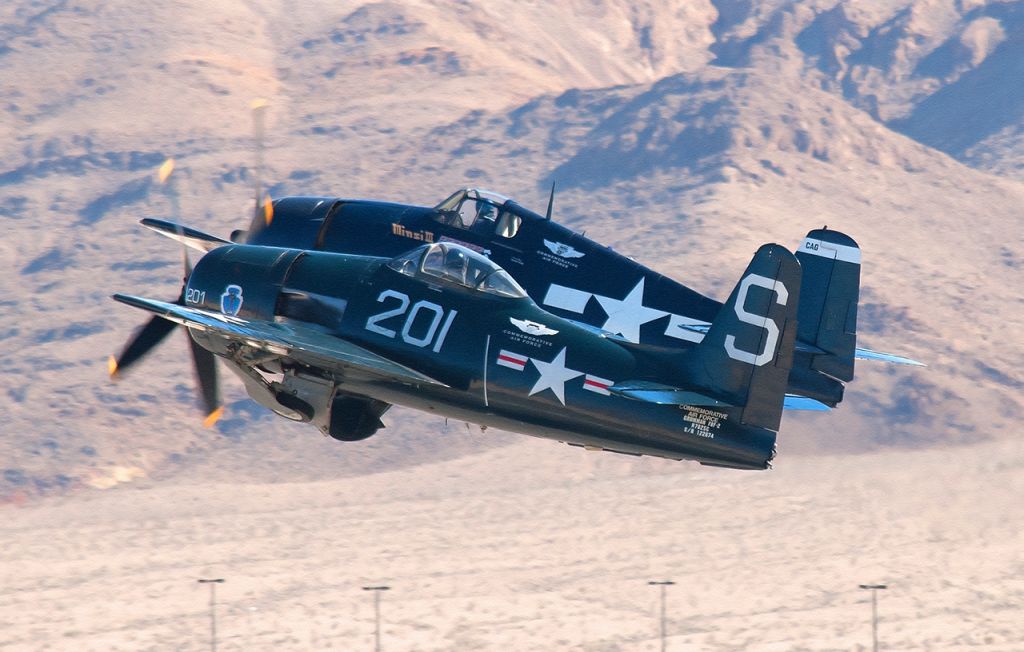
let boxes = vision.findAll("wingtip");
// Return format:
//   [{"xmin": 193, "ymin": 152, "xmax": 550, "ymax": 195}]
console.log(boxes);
[
  {"xmin": 203, "ymin": 406, "xmax": 225, "ymax": 428},
  {"xmin": 111, "ymin": 293, "xmax": 137, "ymax": 309}
]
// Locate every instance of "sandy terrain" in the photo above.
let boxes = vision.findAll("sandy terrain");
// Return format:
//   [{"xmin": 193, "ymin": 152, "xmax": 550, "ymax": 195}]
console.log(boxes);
[{"xmin": 2, "ymin": 435, "xmax": 1021, "ymax": 651}]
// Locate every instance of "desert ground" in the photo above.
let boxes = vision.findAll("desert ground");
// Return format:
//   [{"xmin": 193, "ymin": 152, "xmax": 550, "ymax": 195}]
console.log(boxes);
[{"xmin": 2, "ymin": 434, "xmax": 1021, "ymax": 651}]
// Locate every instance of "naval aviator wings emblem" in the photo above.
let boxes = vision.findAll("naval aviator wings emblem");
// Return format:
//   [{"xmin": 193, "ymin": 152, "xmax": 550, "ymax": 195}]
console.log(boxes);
[
  {"xmin": 543, "ymin": 239, "xmax": 585, "ymax": 259},
  {"xmin": 510, "ymin": 317, "xmax": 559, "ymax": 336}
]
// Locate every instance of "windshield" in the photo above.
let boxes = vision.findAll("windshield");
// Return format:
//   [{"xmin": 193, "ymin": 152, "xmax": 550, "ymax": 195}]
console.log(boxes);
[
  {"xmin": 434, "ymin": 188, "xmax": 511, "ymax": 212},
  {"xmin": 387, "ymin": 243, "xmax": 527, "ymax": 298}
]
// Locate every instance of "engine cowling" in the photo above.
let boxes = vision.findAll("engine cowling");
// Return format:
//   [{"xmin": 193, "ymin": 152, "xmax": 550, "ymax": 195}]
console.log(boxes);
[
  {"xmin": 186, "ymin": 244, "xmax": 392, "ymax": 441},
  {"xmin": 184, "ymin": 245, "xmax": 303, "ymax": 320}
]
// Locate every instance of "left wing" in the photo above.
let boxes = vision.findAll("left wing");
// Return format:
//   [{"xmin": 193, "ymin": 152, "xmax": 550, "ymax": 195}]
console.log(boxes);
[
  {"xmin": 140, "ymin": 218, "xmax": 230, "ymax": 253},
  {"xmin": 112, "ymin": 294, "xmax": 449, "ymax": 387}
]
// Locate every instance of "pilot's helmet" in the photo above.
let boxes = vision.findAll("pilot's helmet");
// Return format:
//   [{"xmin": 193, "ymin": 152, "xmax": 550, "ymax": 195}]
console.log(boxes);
[
  {"xmin": 476, "ymin": 200, "xmax": 496, "ymax": 220},
  {"xmin": 444, "ymin": 247, "xmax": 468, "ymax": 273}
]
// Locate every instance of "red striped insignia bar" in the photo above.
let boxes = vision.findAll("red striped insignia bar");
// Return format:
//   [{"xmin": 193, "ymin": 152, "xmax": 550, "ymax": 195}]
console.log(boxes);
[
  {"xmin": 497, "ymin": 350, "xmax": 528, "ymax": 371},
  {"xmin": 583, "ymin": 374, "xmax": 613, "ymax": 395}
]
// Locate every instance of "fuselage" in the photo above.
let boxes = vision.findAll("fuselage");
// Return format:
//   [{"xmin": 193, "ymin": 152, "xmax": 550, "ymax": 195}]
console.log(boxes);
[{"xmin": 185, "ymin": 243, "xmax": 778, "ymax": 469}]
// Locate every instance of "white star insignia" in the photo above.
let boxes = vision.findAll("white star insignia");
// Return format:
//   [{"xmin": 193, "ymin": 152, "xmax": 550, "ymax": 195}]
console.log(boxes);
[
  {"xmin": 528, "ymin": 347, "xmax": 583, "ymax": 405},
  {"xmin": 595, "ymin": 278, "xmax": 668, "ymax": 343}
]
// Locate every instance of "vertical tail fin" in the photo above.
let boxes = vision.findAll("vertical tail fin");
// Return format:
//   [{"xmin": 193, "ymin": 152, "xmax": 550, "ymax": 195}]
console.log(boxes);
[
  {"xmin": 795, "ymin": 229, "xmax": 860, "ymax": 381},
  {"xmin": 681, "ymin": 244, "xmax": 802, "ymax": 431}
]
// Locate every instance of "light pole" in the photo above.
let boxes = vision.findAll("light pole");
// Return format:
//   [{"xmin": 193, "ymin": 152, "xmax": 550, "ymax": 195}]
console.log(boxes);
[
  {"xmin": 648, "ymin": 580, "xmax": 675, "ymax": 652},
  {"xmin": 858, "ymin": 584, "xmax": 887, "ymax": 652},
  {"xmin": 362, "ymin": 585, "xmax": 390, "ymax": 652},
  {"xmin": 197, "ymin": 578, "xmax": 225, "ymax": 652}
]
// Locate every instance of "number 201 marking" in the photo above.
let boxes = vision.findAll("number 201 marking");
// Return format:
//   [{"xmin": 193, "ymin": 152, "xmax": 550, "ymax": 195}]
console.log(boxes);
[{"xmin": 365, "ymin": 290, "xmax": 458, "ymax": 353}]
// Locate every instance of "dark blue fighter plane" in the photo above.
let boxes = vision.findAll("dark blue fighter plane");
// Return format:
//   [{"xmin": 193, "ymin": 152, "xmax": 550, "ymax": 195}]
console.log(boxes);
[{"xmin": 114, "ymin": 236, "xmax": 803, "ymax": 470}]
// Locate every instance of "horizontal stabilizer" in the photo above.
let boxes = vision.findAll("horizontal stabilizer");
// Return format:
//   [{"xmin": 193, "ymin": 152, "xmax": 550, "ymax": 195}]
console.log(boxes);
[
  {"xmin": 112, "ymin": 294, "xmax": 449, "ymax": 388},
  {"xmin": 610, "ymin": 380, "xmax": 736, "ymax": 407},
  {"xmin": 614, "ymin": 381, "xmax": 833, "ymax": 412},
  {"xmin": 782, "ymin": 395, "xmax": 832, "ymax": 411},
  {"xmin": 141, "ymin": 218, "xmax": 230, "ymax": 253},
  {"xmin": 855, "ymin": 347, "xmax": 925, "ymax": 367}
]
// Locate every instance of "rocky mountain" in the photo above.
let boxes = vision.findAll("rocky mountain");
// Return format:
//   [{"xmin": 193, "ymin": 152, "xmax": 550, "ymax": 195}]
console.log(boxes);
[{"xmin": 1, "ymin": 0, "xmax": 1022, "ymax": 497}]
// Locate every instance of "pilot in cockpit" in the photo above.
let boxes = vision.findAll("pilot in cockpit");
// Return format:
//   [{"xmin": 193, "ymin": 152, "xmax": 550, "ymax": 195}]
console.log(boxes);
[
  {"xmin": 443, "ymin": 246, "xmax": 469, "ymax": 284},
  {"xmin": 471, "ymin": 200, "xmax": 497, "ymax": 234},
  {"xmin": 476, "ymin": 200, "xmax": 496, "ymax": 221}
]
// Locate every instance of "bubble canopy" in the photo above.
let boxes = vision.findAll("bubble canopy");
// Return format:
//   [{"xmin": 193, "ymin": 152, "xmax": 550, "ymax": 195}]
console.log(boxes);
[{"xmin": 386, "ymin": 242, "xmax": 528, "ymax": 299}]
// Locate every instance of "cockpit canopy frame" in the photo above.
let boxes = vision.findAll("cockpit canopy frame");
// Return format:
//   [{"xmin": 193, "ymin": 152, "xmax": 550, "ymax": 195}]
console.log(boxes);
[
  {"xmin": 433, "ymin": 188, "xmax": 522, "ymax": 238},
  {"xmin": 387, "ymin": 242, "xmax": 528, "ymax": 298},
  {"xmin": 434, "ymin": 187, "xmax": 510, "ymax": 212}
]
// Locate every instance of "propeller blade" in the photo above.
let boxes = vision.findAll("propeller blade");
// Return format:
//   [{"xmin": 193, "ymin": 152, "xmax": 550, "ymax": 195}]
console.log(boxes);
[
  {"xmin": 262, "ymin": 191, "xmax": 274, "ymax": 227},
  {"xmin": 157, "ymin": 157, "xmax": 192, "ymax": 277},
  {"xmin": 110, "ymin": 281, "xmax": 188, "ymax": 379},
  {"xmin": 109, "ymin": 315, "xmax": 179, "ymax": 378},
  {"xmin": 157, "ymin": 158, "xmax": 175, "ymax": 184},
  {"xmin": 112, "ymin": 156, "xmax": 223, "ymax": 423},
  {"xmin": 247, "ymin": 98, "xmax": 269, "ymax": 242},
  {"xmin": 188, "ymin": 334, "xmax": 223, "ymax": 427}
]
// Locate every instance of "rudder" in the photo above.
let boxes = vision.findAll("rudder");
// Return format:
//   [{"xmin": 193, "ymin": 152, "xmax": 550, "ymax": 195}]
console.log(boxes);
[{"xmin": 680, "ymin": 243, "xmax": 802, "ymax": 432}]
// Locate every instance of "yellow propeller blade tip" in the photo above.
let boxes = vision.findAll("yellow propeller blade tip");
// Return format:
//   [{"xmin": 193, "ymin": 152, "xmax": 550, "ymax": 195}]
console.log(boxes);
[
  {"xmin": 157, "ymin": 158, "xmax": 175, "ymax": 183},
  {"xmin": 263, "ymin": 194, "xmax": 274, "ymax": 226},
  {"xmin": 107, "ymin": 355, "xmax": 119, "ymax": 378},
  {"xmin": 203, "ymin": 406, "xmax": 225, "ymax": 428},
  {"xmin": 251, "ymin": 98, "xmax": 268, "ymax": 110}
]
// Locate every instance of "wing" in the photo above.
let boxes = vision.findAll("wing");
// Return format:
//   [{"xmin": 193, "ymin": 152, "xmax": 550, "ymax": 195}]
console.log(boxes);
[
  {"xmin": 112, "ymin": 294, "xmax": 449, "ymax": 387},
  {"xmin": 140, "ymin": 218, "xmax": 231, "ymax": 253}
]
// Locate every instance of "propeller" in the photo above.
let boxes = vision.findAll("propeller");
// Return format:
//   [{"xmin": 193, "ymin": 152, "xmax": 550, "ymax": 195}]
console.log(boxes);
[
  {"xmin": 109, "ymin": 158, "xmax": 223, "ymax": 427},
  {"xmin": 241, "ymin": 98, "xmax": 274, "ymax": 243}
]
